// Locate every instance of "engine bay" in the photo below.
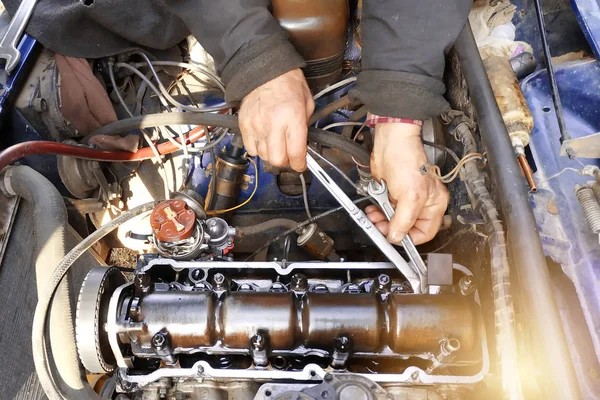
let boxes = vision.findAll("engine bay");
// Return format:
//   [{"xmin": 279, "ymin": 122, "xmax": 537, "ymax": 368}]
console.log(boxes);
[{"xmin": 1, "ymin": 0, "xmax": 599, "ymax": 399}]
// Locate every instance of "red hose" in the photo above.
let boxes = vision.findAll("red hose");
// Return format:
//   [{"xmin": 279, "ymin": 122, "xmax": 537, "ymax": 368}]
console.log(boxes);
[{"xmin": 0, "ymin": 126, "xmax": 206, "ymax": 171}]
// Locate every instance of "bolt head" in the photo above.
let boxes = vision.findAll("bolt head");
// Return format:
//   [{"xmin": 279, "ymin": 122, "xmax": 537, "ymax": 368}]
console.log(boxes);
[
  {"xmin": 213, "ymin": 273, "xmax": 225, "ymax": 285},
  {"xmin": 152, "ymin": 332, "xmax": 166, "ymax": 348},
  {"xmin": 251, "ymin": 333, "xmax": 266, "ymax": 349},
  {"xmin": 334, "ymin": 336, "xmax": 350, "ymax": 352}
]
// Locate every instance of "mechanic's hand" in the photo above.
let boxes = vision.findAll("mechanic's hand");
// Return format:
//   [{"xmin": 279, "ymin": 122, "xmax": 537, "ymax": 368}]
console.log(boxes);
[
  {"xmin": 239, "ymin": 69, "xmax": 315, "ymax": 171},
  {"xmin": 366, "ymin": 123, "xmax": 449, "ymax": 245}
]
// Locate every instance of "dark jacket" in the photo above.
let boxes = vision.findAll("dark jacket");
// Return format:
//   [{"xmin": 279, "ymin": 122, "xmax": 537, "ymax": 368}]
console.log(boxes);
[{"xmin": 4, "ymin": 0, "xmax": 471, "ymax": 120}]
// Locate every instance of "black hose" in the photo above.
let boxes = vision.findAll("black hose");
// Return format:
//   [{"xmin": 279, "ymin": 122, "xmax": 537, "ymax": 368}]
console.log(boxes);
[
  {"xmin": 0, "ymin": 166, "xmax": 97, "ymax": 399},
  {"xmin": 307, "ymin": 126, "xmax": 370, "ymax": 166},
  {"xmin": 237, "ymin": 219, "xmax": 299, "ymax": 237},
  {"xmin": 454, "ymin": 23, "xmax": 580, "ymax": 399},
  {"xmin": 86, "ymin": 113, "xmax": 372, "ymax": 166}
]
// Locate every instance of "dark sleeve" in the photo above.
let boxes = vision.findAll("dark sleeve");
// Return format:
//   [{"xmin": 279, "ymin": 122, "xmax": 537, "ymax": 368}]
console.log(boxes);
[
  {"xmin": 161, "ymin": 0, "xmax": 304, "ymax": 103},
  {"xmin": 350, "ymin": 0, "xmax": 472, "ymax": 120}
]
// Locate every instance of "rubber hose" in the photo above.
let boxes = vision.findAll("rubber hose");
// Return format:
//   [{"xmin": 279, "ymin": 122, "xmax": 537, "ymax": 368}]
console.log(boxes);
[
  {"xmin": 237, "ymin": 219, "xmax": 299, "ymax": 237},
  {"xmin": 307, "ymin": 127, "xmax": 370, "ymax": 166},
  {"xmin": 87, "ymin": 113, "xmax": 372, "ymax": 166},
  {"xmin": 0, "ymin": 166, "xmax": 96, "ymax": 399},
  {"xmin": 0, "ymin": 126, "xmax": 207, "ymax": 172},
  {"xmin": 308, "ymin": 96, "xmax": 351, "ymax": 125},
  {"xmin": 32, "ymin": 201, "xmax": 160, "ymax": 400},
  {"xmin": 454, "ymin": 23, "xmax": 580, "ymax": 399},
  {"xmin": 86, "ymin": 112, "xmax": 239, "ymax": 139}
]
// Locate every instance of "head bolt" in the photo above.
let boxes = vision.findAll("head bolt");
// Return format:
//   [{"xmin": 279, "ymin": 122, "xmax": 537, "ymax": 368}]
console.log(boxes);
[
  {"xmin": 251, "ymin": 333, "xmax": 266, "ymax": 350},
  {"xmin": 334, "ymin": 336, "xmax": 350, "ymax": 352},
  {"xmin": 376, "ymin": 274, "xmax": 392, "ymax": 291}
]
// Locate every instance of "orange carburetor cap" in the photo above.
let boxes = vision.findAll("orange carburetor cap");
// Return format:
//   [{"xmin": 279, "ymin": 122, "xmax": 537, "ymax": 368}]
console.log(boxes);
[{"xmin": 150, "ymin": 200, "xmax": 197, "ymax": 242}]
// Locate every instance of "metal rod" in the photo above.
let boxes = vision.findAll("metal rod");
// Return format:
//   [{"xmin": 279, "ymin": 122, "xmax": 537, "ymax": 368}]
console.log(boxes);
[{"xmin": 533, "ymin": 0, "xmax": 571, "ymax": 144}]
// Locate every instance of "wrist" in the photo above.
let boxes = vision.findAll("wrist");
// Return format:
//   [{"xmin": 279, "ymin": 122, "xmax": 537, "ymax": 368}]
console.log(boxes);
[{"xmin": 374, "ymin": 121, "xmax": 422, "ymax": 139}]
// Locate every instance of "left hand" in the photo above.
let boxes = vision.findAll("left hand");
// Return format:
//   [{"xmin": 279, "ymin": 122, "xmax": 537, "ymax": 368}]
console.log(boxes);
[{"xmin": 365, "ymin": 122, "xmax": 449, "ymax": 245}]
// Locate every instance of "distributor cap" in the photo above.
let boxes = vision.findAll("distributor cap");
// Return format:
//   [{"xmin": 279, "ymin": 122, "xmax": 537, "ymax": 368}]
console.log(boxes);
[{"xmin": 150, "ymin": 200, "xmax": 196, "ymax": 242}]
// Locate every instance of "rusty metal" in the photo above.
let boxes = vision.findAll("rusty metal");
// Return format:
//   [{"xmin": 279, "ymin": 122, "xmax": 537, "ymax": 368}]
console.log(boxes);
[
  {"xmin": 57, "ymin": 155, "xmax": 99, "ymax": 199},
  {"xmin": 483, "ymin": 56, "xmax": 534, "ymax": 148},
  {"xmin": 296, "ymin": 223, "xmax": 335, "ymax": 260},
  {"xmin": 124, "ymin": 291, "xmax": 478, "ymax": 356},
  {"xmin": 207, "ymin": 154, "xmax": 249, "ymax": 211},
  {"xmin": 273, "ymin": 0, "xmax": 349, "ymax": 91},
  {"xmin": 517, "ymin": 153, "xmax": 537, "ymax": 192}
]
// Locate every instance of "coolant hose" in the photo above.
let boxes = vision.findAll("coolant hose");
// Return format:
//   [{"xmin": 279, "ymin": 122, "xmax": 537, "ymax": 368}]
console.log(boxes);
[
  {"xmin": 32, "ymin": 201, "xmax": 160, "ymax": 400},
  {"xmin": 0, "ymin": 166, "xmax": 96, "ymax": 399},
  {"xmin": 0, "ymin": 114, "xmax": 371, "ymax": 171},
  {"xmin": 237, "ymin": 219, "xmax": 299, "ymax": 237},
  {"xmin": 454, "ymin": 23, "xmax": 580, "ymax": 399}
]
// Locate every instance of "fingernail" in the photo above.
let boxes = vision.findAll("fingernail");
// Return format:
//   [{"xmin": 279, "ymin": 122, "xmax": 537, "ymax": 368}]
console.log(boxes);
[{"xmin": 390, "ymin": 231, "xmax": 404, "ymax": 244}]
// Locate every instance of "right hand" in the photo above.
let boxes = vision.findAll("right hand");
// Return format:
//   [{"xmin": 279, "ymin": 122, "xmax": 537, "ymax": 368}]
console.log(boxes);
[{"xmin": 239, "ymin": 68, "xmax": 315, "ymax": 172}]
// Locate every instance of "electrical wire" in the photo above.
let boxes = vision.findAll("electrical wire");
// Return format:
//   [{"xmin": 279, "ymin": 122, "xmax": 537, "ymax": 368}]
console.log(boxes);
[
  {"xmin": 421, "ymin": 140, "xmax": 461, "ymax": 164},
  {"xmin": 313, "ymin": 76, "xmax": 357, "ymax": 100},
  {"xmin": 299, "ymin": 173, "xmax": 312, "ymax": 219},
  {"xmin": 207, "ymin": 157, "xmax": 259, "ymax": 215},
  {"xmin": 243, "ymin": 196, "xmax": 371, "ymax": 261},
  {"xmin": 109, "ymin": 61, "xmax": 171, "ymax": 199},
  {"xmin": 428, "ymin": 152, "xmax": 484, "ymax": 184},
  {"xmin": 205, "ymin": 127, "xmax": 218, "ymax": 211},
  {"xmin": 130, "ymin": 51, "xmax": 227, "ymax": 112},
  {"xmin": 321, "ymin": 121, "xmax": 365, "ymax": 131},
  {"xmin": 131, "ymin": 60, "xmax": 225, "ymax": 93},
  {"xmin": 307, "ymin": 147, "xmax": 361, "ymax": 191},
  {"xmin": 535, "ymin": 167, "xmax": 581, "ymax": 187}
]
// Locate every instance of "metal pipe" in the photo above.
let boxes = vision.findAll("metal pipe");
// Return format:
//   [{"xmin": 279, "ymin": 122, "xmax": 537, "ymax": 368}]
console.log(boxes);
[{"xmin": 454, "ymin": 23, "xmax": 581, "ymax": 400}]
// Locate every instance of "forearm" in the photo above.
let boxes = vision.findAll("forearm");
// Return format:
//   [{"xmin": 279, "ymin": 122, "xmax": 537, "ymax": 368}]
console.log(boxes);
[
  {"xmin": 162, "ymin": 0, "xmax": 304, "ymax": 103},
  {"xmin": 351, "ymin": 0, "xmax": 472, "ymax": 119}
]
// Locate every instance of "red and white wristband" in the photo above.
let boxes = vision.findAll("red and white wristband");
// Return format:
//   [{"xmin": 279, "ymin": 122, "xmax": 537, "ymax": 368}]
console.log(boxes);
[{"xmin": 365, "ymin": 112, "xmax": 423, "ymax": 128}]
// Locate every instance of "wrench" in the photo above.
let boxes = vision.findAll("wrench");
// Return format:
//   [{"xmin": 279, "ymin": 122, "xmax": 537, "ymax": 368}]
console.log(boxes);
[
  {"xmin": 367, "ymin": 179, "xmax": 429, "ymax": 289},
  {"xmin": 306, "ymin": 150, "xmax": 423, "ymax": 293},
  {"xmin": 0, "ymin": 0, "xmax": 38, "ymax": 75}
]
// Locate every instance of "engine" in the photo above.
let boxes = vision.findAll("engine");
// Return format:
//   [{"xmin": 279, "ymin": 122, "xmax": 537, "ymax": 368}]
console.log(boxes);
[{"xmin": 75, "ymin": 200, "xmax": 488, "ymax": 400}]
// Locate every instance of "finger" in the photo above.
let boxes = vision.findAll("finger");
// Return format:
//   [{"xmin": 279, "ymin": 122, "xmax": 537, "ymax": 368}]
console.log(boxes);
[
  {"xmin": 388, "ymin": 188, "xmax": 426, "ymax": 244},
  {"xmin": 267, "ymin": 124, "xmax": 289, "ymax": 167},
  {"xmin": 409, "ymin": 202, "xmax": 448, "ymax": 244},
  {"xmin": 243, "ymin": 134, "xmax": 258, "ymax": 157},
  {"xmin": 257, "ymin": 140, "xmax": 269, "ymax": 163},
  {"xmin": 375, "ymin": 221, "xmax": 390, "ymax": 236},
  {"xmin": 366, "ymin": 209, "xmax": 388, "ymax": 225},
  {"xmin": 365, "ymin": 205, "xmax": 381, "ymax": 214},
  {"xmin": 305, "ymin": 95, "xmax": 315, "ymax": 120},
  {"xmin": 287, "ymin": 121, "xmax": 308, "ymax": 172},
  {"xmin": 239, "ymin": 115, "xmax": 257, "ymax": 156}
]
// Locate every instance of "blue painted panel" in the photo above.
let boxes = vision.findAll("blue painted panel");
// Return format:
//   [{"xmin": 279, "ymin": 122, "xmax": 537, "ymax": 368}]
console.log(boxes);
[
  {"xmin": 570, "ymin": 0, "xmax": 600, "ymax": 60},
  {"xmin": 522, "ymin": 59, "xmax": 600, "ymax": 397}
]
